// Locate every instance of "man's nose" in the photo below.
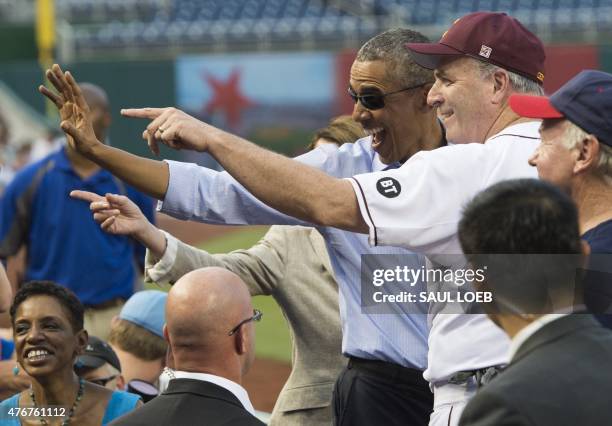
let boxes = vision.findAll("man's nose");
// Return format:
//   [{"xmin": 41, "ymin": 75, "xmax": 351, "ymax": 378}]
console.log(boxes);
[
  {"xmin": 528, "ymin": 147, "xmax": 540, "ymax": 167},
  {"xmin": 352, "ymin": 101, "xmax": 371, "ymax": 123},
  {"xmin": 427, "ymin": 82, "xmax": 443, "ymax": 108}
]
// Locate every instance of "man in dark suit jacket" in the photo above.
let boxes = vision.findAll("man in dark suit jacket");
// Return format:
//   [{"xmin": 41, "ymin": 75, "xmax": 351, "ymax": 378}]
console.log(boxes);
[
  {"xmin": 111, "ymin": 267, "xmax": 264, "ymax": 425},
  {"xmin": 457, "ymin": 179, "xmax": 612, "ymax": 426}
]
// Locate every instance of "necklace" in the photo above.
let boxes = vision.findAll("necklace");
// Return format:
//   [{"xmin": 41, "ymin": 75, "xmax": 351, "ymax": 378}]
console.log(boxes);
[{"xmin": 29, "ymin": 377, "xmax": 85, "ymax": 425}]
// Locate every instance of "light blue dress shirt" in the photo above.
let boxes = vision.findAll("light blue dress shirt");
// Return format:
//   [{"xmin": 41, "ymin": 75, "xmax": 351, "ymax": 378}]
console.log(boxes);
[{"xmin": 160, "ymin": 137, "xmax": 429, "ymax": 369}]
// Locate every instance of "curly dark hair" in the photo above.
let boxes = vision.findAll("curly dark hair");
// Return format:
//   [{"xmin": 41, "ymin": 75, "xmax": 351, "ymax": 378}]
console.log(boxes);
[{"xmin": 10, "ymin": 281, "xmax": 84, "ymax": 332}]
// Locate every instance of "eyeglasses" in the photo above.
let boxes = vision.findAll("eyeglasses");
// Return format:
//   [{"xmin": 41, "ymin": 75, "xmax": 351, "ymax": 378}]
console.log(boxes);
[
  {"xmin": 348, "ymin": 83, "xmax": 427, "ymax": 110},
  {"xmin": 89, "ymin": 374, "xmax": 118, "ymax": 387},
  {"xmin": 228, "ymin": 309, "xmax": 263, "ymax": 336}
]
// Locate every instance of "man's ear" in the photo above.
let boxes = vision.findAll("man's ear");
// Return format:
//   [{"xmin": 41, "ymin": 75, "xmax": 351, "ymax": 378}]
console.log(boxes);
[
  {"xmin": 233, "ymin": 327, "xmax": 248, "ymax": 356},
  {"xmin": 574, "ymin": 135, "xmax": 600, "ymax": 174},
  {"xmin": 419, "ymin": 83, "xmax": 434, "ymax": 112},
  {"xmin": 577, "ymin": 240, "xmax": 592, "ymax": 273},
  {"xmin": 162, "ymin": 324, "xmax": 169, "ymax": 343},
  {"xmin": 581, "ymin": 239, "xmax": 591, "ymax": 257},
  {"xmin": 491, "ymin": 69, "xmax": 511, "ymax": 105},
  {"xmin": 103, "ymin": 110, "xmax": 112, "ymax": 128},
  {"xmin": 116, "ymin": 374, "xmax": 126, "ymax": 390}
]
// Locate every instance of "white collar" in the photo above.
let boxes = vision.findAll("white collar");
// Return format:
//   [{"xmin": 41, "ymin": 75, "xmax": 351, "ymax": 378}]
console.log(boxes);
[
  {"xmin": 508, "ymin": 307, "xmax": 583, "ymax": 361},
  {"xmin": 486, "ymin": 120, "xmax": 541, "ymax": 142},
  {"xmin": 372, "ymin": 153, "xmax": 388, "ymax": 171},
  {"xmin": 173, "ymin": 370, "xmax": 256, "ymax": 415}
]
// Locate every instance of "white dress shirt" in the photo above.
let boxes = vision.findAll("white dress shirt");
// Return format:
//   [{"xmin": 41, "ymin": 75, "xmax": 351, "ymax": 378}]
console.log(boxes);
[
  {"xmin": 159, "ymin": 138, "xmax": 429, "ymax": 369},
  {"xmin": 173, "ymin": 370, "xmax": 256, "ymax": 416}
]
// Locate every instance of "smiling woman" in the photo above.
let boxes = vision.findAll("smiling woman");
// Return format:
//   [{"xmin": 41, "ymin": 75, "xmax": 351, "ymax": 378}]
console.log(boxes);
[{"xmin": 0, "ymin": 281, "xmax": 142, "ymax": 425}]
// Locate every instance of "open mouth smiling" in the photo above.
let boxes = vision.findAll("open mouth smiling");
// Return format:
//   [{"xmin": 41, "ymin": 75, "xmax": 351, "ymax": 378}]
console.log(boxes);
[
  {"xmin": 25, "ymin": 347, "xmax": 53, "ymax": 363},
  {"xmin": 365, "ymin": 127, "xmax": 386, "ymax": 150}
]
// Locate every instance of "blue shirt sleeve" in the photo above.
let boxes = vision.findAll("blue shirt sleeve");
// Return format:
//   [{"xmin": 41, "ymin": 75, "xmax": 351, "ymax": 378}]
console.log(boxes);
[{"xmin": 159, "ymin": 139, "xmax": 374, "ymax": 226}]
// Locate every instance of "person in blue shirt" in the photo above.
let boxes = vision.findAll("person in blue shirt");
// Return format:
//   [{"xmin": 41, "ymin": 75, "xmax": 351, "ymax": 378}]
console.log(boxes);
[
  {"xmin": 40, "ymin": 30, "xmax": 447, "ymax": 425},
  {"xmin": 0, "ymin": 83, "xmax": 154, "ymax": 340},
  {"xmin": 0, "ymin": 281, "xmax": 141, "ymax": 425}
]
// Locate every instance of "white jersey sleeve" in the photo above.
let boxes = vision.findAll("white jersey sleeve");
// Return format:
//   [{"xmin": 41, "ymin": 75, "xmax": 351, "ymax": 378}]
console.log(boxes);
[{"xmin": 349, "ymin": 122, "xmax": 541, "ymax": 253}]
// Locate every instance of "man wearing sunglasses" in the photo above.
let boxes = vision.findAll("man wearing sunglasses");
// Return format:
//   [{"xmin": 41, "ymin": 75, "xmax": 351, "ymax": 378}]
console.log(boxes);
[
  {"xmin": 111, "ymin": 267, "xmax": 265, "ymax": 426},
  {"xmin": 76, "ymin": 335, "xmax": 125, "ymax": 391},
  {"xmin": 44, "ymin": 29, "xmax": 448, "ymax": 426},
  {"xmin": 73, "ymin": 12, "xmax": 546, "ymax": 426}
]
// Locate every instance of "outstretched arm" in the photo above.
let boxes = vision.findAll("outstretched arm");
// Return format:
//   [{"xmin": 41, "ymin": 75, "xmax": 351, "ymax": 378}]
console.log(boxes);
[
  {"xmin": 39, "ymin": 64, "xmax": 170, "ymax": 200},
  {"xmin": 43, "ymin": 64, "xmax": 367, "ymax": 232},
  {"xmin": 122, "ymin": 107, "xmax": 368, "ymax": 233},
  {"xmin": 70, "ymin": 190, "xmax": 168, "ymax": 259}
]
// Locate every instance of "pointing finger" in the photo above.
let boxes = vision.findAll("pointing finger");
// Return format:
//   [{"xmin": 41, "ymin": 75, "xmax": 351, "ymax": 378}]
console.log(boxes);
[
  {"xmin": 121, "ymin": 108, "xmax": 166, "ymax": 119},
  {"xmin": 70, "ymin": 190, "xmax": 104, "ymax": 203}
]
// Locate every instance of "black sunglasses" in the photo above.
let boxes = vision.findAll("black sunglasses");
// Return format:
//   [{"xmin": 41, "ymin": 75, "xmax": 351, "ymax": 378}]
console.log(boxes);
[
  {"xmin": 228, "ymin": 309, "xmax": 263, "ymax": 336},
  {"xmin": 348, "ymin": 83, "xmax": 426, "ymax": 110}
]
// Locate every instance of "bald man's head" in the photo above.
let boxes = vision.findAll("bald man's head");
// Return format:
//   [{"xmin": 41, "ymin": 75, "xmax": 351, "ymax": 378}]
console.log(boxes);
[
  {"xmin": 166, "ymin": 267, "xmax": 256, "ymax": 379},
  {"xmin": 79, "ymin": 83, "xmax": 111, "ymax": 141}
]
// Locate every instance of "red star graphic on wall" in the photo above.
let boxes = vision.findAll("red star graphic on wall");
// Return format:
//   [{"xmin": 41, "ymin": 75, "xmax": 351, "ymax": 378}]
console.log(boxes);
[{"xmin": 203, "ymin": 69, "xmax": 255, "ymax": 130}]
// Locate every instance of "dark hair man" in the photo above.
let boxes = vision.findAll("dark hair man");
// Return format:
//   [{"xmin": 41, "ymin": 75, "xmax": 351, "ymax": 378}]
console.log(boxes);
[{"xmin": 457, "ymin": 179, "xmax": 612, "ymax": 426}]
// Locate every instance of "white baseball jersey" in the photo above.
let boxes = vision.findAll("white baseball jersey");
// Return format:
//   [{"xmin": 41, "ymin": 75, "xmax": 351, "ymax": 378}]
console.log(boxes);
[{"xmin": 348, "ymin": 121, "xmax": 541, "ymax": 383}]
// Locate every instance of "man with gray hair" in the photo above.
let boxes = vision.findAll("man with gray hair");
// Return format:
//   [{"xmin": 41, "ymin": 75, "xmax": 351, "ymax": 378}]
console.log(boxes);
[
  {"xmin": 103, "ymin": 12, "xmax": 547, "ymax": 425},
  {"xmin": 43, "ymin": 29, "xmax": 448, "ymax": 425},
  {"xmin": 513, "ymin": 69, "xmax": 612, "ymax": 328}
]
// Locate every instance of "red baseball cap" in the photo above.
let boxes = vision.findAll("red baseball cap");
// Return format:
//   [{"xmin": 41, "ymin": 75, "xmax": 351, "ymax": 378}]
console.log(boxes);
[
  {"xmin": 508, "ymin": 95, "xmax": 562, "ymax": 119},
  {"xmin": 405, "ymin": 12, "xmax": 546, "ymax": 84},
  {"xmin": 510, "ymin": 70, "xmax": 612, "ymax": 146}
]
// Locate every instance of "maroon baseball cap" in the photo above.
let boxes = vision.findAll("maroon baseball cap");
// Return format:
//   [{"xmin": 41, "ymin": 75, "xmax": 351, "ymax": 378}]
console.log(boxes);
[{"xmin": 405, "ymin": 12, "xmax": 546, "ymax": 84}]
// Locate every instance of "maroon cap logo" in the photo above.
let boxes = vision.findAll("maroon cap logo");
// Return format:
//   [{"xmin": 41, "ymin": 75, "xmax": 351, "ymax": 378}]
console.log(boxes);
[{"xmin": 479, "ymin": 45, "xmax": 492, "ymax": 59}]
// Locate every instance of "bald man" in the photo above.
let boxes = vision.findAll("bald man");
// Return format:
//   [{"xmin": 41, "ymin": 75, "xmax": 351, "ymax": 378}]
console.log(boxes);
[
  {"xmin": 0, "ymin": 82, "xmax": 155, "ymax": 339},
  {"xmin": 111, "ymin": 267, "xmax": 264, "ymax": 426}
]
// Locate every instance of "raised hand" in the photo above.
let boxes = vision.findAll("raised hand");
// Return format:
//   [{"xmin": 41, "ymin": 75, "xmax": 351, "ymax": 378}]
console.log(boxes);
[
  {"xmin": 38, "ymin": 64, "xmax": 100, "ymax": 155},
  {"xmin": 121, "ymin": 107, "xmax": 213, "ymax": 156},
  {"xmin": 70, "ymin": 190, "xmax": 149, "ymax": 237}
]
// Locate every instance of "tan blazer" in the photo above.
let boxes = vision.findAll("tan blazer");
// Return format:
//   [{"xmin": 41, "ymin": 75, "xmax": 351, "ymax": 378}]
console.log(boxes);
[{"xmin": 144, "ymin": 225, "xmax": 345, "ymax": 425}]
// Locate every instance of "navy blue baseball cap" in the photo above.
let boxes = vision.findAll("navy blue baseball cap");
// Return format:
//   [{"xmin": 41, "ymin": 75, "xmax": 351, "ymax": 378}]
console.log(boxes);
[
  {"xmin": 510, "ymin": 70, "xmax": 612, "ymax": 146},
  {"xmin": 77, "ymin": 336, "xmax": 122, "ymax": 371}
]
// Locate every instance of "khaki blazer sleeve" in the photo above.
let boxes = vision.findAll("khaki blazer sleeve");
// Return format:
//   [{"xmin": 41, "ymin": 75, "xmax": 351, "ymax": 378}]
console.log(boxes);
[{"xmin": 144, "ymin": 226, "xmax": 291, "ymax": 296}]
